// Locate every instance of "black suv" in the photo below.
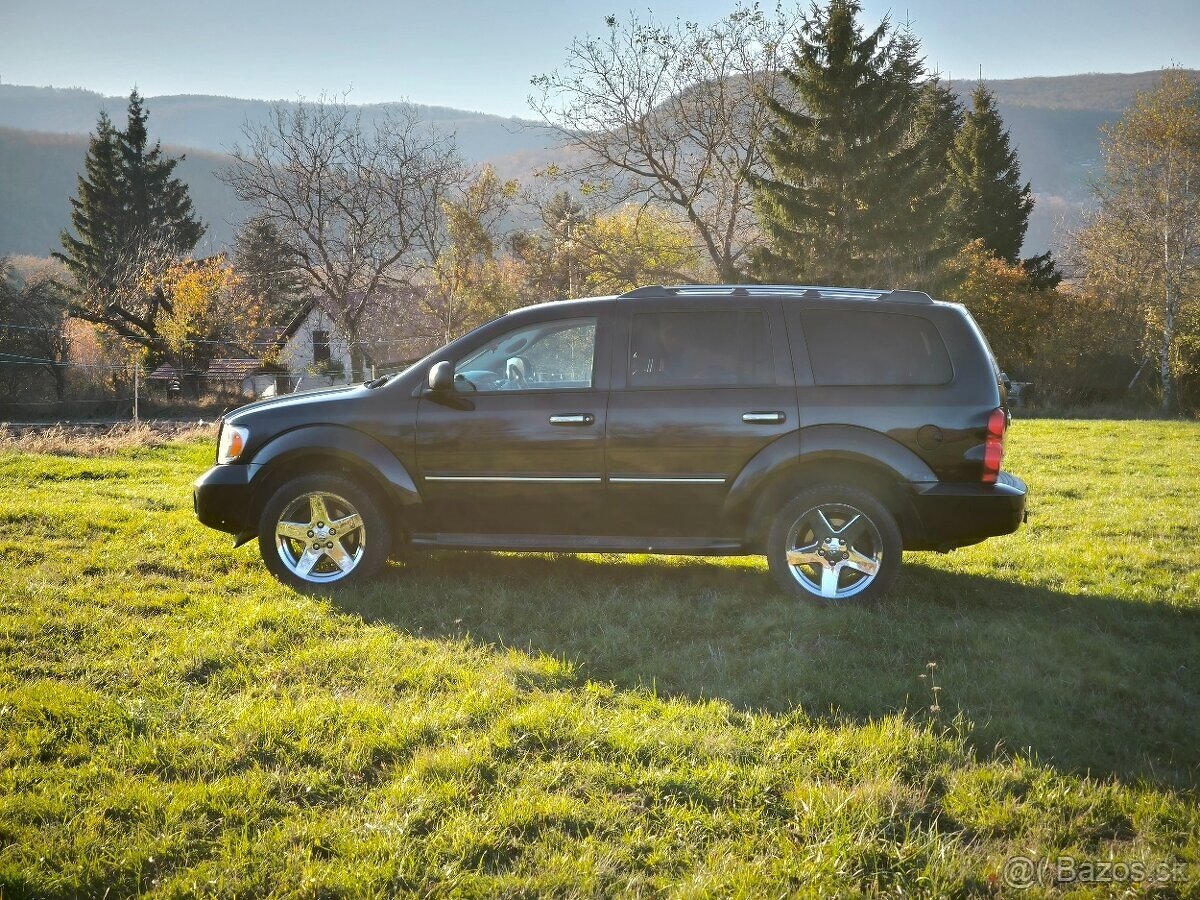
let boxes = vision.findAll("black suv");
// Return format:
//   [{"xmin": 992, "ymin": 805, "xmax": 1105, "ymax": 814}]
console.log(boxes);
[{"xmin": 194, "ymin": 285, "xmax": 1026, "ymax": 601}]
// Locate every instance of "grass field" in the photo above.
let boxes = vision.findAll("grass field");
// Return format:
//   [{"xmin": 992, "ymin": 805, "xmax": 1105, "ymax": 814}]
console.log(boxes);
[{"xmin": 1, "ymin": 419, "xmax": 1198, "ymax": 897}]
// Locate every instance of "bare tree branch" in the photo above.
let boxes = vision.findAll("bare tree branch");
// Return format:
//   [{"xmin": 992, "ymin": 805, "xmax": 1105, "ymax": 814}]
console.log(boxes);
[
  {"xmin": 220, "ymin": 95, "xmax": 466, "ymax": 378},
  {"xmin": 529, "ymin": 4, "xmax": 799, "ymax": 281}
]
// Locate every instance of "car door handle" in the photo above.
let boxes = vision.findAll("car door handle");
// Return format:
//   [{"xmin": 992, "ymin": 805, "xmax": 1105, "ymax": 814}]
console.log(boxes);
[
  {"xmin": 549, "ymin": 413, "xmax": 595, "ymax": 426},
  {"xmin": 742, "ymin": 411, "xmax": 786, "ymax": 424}
]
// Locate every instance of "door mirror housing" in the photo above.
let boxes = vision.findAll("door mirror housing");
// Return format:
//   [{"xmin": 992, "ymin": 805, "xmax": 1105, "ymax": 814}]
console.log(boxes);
[{"xmin": 428, "ymin": 360, "xmax": 454, "ymax": 393}]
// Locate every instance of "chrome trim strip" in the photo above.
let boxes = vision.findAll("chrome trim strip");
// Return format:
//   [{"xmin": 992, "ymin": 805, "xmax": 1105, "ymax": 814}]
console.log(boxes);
[
  {"xmin": 425, "ymin": 475, "xmax": 603, "ymax": 483},
  {"xmin": 609, "ymin": 476, "xmax": 726, "ymax": 484},
  {"xmin": 426, "ymin": 475, "xmax": 726, "ymax": 485}
]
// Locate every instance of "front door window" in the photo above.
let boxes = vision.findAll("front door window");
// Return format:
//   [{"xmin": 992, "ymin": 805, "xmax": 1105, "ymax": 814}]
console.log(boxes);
[{"xmin": 454, "ymin": 318, "xmax": 597, "ymax": 392}]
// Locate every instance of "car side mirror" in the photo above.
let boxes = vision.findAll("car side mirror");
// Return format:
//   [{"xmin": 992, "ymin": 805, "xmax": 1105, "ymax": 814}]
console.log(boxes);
[{"xmin": 428, "ymin": 360, "xmax": 454, "ymax": 393}]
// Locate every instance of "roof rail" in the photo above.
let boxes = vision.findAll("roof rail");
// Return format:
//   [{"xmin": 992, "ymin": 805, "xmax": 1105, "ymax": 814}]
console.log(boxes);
[
  {"xmin": 617, "ymin": 285, "xmax": 678, "ymax": 298},
  {"xmin": 885, "ymin": 289, "xmax": 934, "ymax": 304},
  {"xmin": 616, "ymin": 284, "xmax": 933, "ymax": 303}
]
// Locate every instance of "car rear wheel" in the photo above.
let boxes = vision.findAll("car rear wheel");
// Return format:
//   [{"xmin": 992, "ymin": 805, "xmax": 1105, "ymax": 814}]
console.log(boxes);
[
  {"xmin": 258, "ymin": 473, "xmax": 390, "ymax": 591},
  {"xmin": 767, "ymin": 485, "xmax": 901, "ymax": 603}
]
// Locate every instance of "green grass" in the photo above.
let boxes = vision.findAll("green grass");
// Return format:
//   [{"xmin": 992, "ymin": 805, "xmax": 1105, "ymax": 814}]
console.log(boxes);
[{"xmin": 1, "ymin": 420, "xmax": 1198, "ymax": 897}]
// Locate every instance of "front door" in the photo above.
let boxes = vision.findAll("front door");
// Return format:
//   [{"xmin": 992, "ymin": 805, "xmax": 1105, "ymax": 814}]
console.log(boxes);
[
  {"xmin": 415, "ymin": 314, "xmax": 610, "ymax": 535},
  {"xmin": 604, "ymin": 301, "xmax": 798, "ymax": 538}
]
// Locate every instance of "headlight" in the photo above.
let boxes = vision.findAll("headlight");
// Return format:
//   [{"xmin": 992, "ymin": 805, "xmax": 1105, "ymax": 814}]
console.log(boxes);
[{"xmin": 217, "ymin": 424, "xmax": 249, "ymax": 464}]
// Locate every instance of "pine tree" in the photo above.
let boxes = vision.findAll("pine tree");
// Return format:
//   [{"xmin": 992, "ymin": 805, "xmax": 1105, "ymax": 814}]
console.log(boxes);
[
  {"xmin": 55, "ymin": 112, "xmax": 125, "ymax": 303},
  {"xmin": 118, "ymin": 89, "xmax": 204, "ymax": 257},
  {"xmin": 54, "ymin": 90, "xmax": 205, "ymax": 347},
  {"xmin": 234, "ymin": 215, "xmax": 307, "ymax": 325},
  {"xmin": 898, "ymin": 77, "xmax": 964, "ymax": 285},
  {"xmin": 944, "ymin": 85, "xmax": 1062, "ymax": 288},
  {"xmin": 512, "ymin": 192, "xmax": 591, "ymax": 298},
  {"xmin": 750, "ymin": 0, "xmax": 942, "ymax": 285},
  {"xmin": 945, "ymin": 85, "xmax": 1033, "ymax": 265}
]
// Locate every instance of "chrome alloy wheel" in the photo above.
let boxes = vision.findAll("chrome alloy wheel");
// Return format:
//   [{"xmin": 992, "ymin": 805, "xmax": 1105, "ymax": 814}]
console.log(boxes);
[
  {"xmin": 274, "ymin": 491, "xmax": 366, "ymax": 583},
  {"xmin": 784, "ymin": 502, "xmax": 883, "ymax": 600}
]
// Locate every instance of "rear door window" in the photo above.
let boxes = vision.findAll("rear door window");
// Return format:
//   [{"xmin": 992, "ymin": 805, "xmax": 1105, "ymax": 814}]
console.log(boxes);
[
  {"xmin": 799, "ymin": 310, "xmax": 952, "ymax": 386},
  {"xmin": 628, "ymin": 310, "xmax": 773, "ymax": 387}
]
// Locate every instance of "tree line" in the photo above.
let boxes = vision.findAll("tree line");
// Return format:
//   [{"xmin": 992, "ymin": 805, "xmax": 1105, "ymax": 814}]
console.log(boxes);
[{"xmin": 9, "ymin": 0, "xmax": 1199, "ymax": 412}]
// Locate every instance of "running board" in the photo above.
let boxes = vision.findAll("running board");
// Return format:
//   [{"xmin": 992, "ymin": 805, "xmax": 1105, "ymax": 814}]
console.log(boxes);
[{"xmin": 408, "ymin": 533, "xmax": 747, "ymax": 555}]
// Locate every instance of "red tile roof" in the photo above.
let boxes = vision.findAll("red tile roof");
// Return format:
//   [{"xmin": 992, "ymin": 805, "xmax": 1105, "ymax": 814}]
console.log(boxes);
[{"xmin": 148, "ymin": 359, "xmax": 264, "ymax": 380}]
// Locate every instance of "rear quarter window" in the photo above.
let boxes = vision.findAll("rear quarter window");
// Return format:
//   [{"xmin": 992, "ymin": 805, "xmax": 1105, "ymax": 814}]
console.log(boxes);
[{"xmin": 799, "ymin": 310, "xmax": 953, "ymax": 386}]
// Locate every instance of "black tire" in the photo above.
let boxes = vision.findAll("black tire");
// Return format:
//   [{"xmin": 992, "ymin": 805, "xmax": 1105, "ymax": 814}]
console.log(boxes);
[
  {"xmin": 257, "ymin": 473, "xmax": 390, "ymax": 592},
  {"xmin": 766, "ymin": 484, "xmax": 901, "ymax": 603}
]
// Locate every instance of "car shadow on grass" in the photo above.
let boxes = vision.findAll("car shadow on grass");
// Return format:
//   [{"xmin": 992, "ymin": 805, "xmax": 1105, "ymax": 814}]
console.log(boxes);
[{"xmin": 331, "ymin": 551, "xmax": 1200, "ymax": 791}]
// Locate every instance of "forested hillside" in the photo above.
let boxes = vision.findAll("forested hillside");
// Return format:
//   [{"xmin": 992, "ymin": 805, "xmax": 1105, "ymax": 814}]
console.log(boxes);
[
  {"xmin": 0, "ymin": 85, "xmax": 547, "ymax": 162},
  {"xmin": 1, "ymin": 71, "xmax": 1196, "ymax": 258},
  {"xmin": 0, "ymin": 87, "xmax": 555, "ymax": 256},
  {"xmin": 0, "ymin": 126, "xmax": 240, "ymax": 254},
  {"xmin": 975, "ymin": 69, "xmax": 1199, "ymax": 110}
]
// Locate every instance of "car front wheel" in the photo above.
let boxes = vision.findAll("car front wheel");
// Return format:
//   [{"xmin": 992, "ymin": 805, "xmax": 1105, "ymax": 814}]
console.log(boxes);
[
  {"xmin": 258, "ymin": 473, "xmax": 390, "ymax": 591},
  {"xmin": 767, "ymin": 485, "xmax": 901, "ymax": 602}
]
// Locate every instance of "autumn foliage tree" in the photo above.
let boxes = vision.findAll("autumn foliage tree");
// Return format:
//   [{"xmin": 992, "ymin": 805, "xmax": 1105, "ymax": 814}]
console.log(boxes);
[
  {"xmin": 1069, "ymin": 70, "xmax": 1200, "ymax": 413},
  {"xmin": 575, "ymin": 206, "xmax": 708, "ymax": 295},
  {"xmin": 420, "ymin": 167, "xmax": 523, "ymax": 344},
  {"xmin": 941, "ymin": 240, "xmax": 1139, "ymax": 404},
  {"xmin": 939, "ymin": 240, "xmax": 1052, "ymax": 375},
  {"xmin": 148, "ymin": 256, "xmax": 268, "ymax": 392},
  {"xmin": 510, "ymin": 197, "xmax": 708, "ymax": 298},
  {"xmin": 510, "ymin": 192, "xmax": 591, "ymax": 299}
]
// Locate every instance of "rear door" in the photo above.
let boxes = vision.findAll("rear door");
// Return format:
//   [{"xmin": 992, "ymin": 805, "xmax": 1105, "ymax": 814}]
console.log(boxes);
[{"xmin": 603, "ymin": 299, "xmax": 797, "ymax": 538}]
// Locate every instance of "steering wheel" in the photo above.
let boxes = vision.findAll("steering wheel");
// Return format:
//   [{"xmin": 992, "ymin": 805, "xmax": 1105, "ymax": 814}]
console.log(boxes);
[{"xmin": 505, "ymin": 356, "xmax": 532, "ymax": 389}]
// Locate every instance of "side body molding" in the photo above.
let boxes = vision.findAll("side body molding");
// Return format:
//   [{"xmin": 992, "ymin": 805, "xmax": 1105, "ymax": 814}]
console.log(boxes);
[
  {"xmin": 248, "ymin": 424, "xmax": 421, "ymax": 510},
  {"xmin": 722, "ymin": 424, "xmax": 938, "ymax": 529}
]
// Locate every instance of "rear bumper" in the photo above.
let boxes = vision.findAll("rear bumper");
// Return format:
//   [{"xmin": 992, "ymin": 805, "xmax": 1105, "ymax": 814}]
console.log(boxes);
[
  {"xmin": 193, "ymin": 463, "xmax": 260, "ymax": 535},
  {"xmin": 904, "ymin": 471, "xmax": 1027, "ymax": 551}
]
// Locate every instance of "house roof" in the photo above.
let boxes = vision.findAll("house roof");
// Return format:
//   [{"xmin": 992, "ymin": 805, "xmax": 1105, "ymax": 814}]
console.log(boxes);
[
  {"xmin": 148, "ymin": 359, "xmax": 264, "ymax": 380},
  {"xmin": 274, "ymin": 298, "xmax": 319, "ymax": 345},
  {"xmin": 256, "ymin": 288, "xmax": 436, "ymax": 365},
  {"xmin": 208, "ymin": 358, "xmax": 267, "ymax": 380}
]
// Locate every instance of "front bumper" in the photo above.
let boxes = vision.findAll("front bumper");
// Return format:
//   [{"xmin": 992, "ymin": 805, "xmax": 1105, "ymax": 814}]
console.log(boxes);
[
  {"xmin": 193, "ymin": 463, "xmax": 260, "ymax": 535},
  {"xmin": 905, "ymin": 471, "xmax": 1027, "ymax": 551}
]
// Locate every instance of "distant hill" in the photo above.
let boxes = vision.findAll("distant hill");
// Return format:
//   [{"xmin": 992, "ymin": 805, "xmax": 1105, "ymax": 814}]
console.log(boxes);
[
  {"xmin": 939, "ymin": 71, "xmax": 1200, "ymax": 252},
  {"xmin": 967, "ymin": 70, "xmax": 1194, "ymax": 111},
  {"xmin": 0, "ymin": 126, "xmax": 243, "ymax": 256},
  {"xmin": 1, "ymin": 71, "xmax": 1196, "ymax": 259},
  {"xmin": 0, "ymin": 84, "xmax": 550, "ymax": 163},
  {"xmin": 0, "ymin": 86, "xmax": 560, "ymax": 257}
]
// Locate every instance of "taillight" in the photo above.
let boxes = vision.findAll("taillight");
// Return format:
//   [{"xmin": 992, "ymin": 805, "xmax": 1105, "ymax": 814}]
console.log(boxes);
[{"xmin": 982, "ymin": 408, "xmax": 1006, "ymax": 484}]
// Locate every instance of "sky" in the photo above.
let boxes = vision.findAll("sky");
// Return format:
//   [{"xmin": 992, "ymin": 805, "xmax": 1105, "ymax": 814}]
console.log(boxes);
[{"xmin": 2, "ymin": 0, "xmax": 1198, "ymax": 117}]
